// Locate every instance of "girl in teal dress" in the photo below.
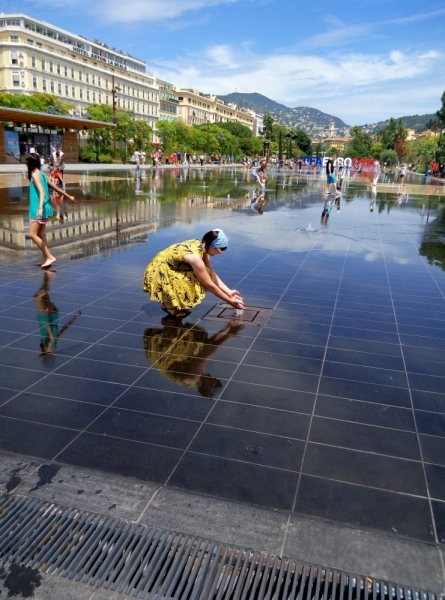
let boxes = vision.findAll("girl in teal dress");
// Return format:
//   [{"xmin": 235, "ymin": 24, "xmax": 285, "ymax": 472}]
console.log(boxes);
[{"xmin": 26, "ymin": 154, "xmax": 76, "ymax": 269}]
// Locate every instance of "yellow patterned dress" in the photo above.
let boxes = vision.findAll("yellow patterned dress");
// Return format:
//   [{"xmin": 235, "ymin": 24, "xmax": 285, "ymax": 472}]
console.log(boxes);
[{"xmin": 143, "ymin": 239, "xmax": 207, "ymax": 309}]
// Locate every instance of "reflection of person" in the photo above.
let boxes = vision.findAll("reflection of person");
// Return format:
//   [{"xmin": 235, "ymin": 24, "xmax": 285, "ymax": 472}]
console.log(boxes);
[
  {"xmin": 26, "ymin": 155, "xmax": 75, "ymax": 268},
  {"xmin": 251, "ymin": 191, "xmax": 267, "ymax": 215},
  {"xmin": 321, "ymin": 199, "xmax": 332, "ymax": 225},
  {"xmin": 143, "ymin": 229, "xmax": 244, "ymax": 319},
  {"xmin": 373, "ymin": 160, "xmax": 381, "ymax": 186},
  {"xmin": 33, "ymin": 272, "xmax": 81, "ymax": 358},
  {"xmin": 143, "ymin": 320, "xmax": 244, "ymax": 397},
  {"xmin": 370, "ymin": 187, "xmax": 377, "ymax": 212}
]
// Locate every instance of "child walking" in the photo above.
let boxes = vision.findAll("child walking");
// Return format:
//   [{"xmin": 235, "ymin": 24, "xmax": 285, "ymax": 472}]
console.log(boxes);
[{"xmin": 26, "ymin": 154, "xmax": 75, "ymax": 268}]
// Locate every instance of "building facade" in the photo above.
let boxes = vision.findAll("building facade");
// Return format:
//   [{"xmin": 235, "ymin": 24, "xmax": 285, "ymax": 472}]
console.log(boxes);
[
  {"xmin": 0, "ymin": 15, "xmax": 160, "ymax": 129},
  {"xmin": 176, "ymin": 89, "xmax": 255, "ymax": 132},
  {"xmin": 157, "ymin": 79, "xmax": 179, "ymax": 122}
]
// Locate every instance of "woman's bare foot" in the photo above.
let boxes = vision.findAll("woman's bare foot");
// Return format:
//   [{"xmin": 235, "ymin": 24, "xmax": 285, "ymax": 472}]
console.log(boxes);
[{"xmin": 41, "ymin": 257, "xmax": 56, "ymax": 269}]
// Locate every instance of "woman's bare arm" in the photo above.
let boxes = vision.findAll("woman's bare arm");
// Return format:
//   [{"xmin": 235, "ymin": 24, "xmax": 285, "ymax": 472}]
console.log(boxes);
[
  {"xmin": 46, "ymin": 177, "xmax": 76, "ymax": 202},
  {"xmin": 184, "ymin": 254, "xmax": 243, "ymax": 308}
]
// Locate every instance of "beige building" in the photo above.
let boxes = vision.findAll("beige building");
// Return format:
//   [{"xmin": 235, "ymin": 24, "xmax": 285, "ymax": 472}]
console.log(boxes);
[
  {"xmin": 158, "ymin": 79, "xmax": 179, "ymax": 122},
  {"xmin": 0, "ymin": 15, "xmax": 159, "ymax": 129},
  {"xmin": 176, "ymin": 89, "xmax": 255, "ymax": 132}
]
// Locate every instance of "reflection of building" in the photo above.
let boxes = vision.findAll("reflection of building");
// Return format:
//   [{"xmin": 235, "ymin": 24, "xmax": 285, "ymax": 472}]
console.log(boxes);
[
  {"xmin": 176, "ymin": 89, "xmax": 254, "ymax": 132},
  {"xmin": 0, "ymin": 198, "xmax": 161, "ymax": 251},
  {"xmin": 0, "ymin": 14, "xmax": 159, "ymax": 128},
  {"xmin": 158, "ymin": 80, "xmax": 179, "ymax": 122}
]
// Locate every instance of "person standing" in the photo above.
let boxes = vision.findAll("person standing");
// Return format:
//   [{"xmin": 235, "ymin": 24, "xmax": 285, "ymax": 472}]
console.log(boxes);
[
  {"xmin": 26, "ymin": 154, "xmax": 75, "ymax": 269},
  {"xmin": 50, "ymin": 148, "xmax": 66, "ymax": 179},
  {"xmin": 326, "ymin": 154, "xmax": 337, "ymax": 195},
  {"xmin": 373, "ymin": 160, "xmax": 381, "ymax": 186},
  {"xmin": 400, "ymin": 163, "xmax": 406, "ymax": 185}
]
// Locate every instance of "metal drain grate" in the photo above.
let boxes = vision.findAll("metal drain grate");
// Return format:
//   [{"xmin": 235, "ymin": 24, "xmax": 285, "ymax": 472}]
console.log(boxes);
[
  {"xmin": 202, "ymin": 303, "xmax": 273, "ymax": 327},
  {"xmin": 0, "ymin": 494, "xmax": 438, "ymax": 599}
]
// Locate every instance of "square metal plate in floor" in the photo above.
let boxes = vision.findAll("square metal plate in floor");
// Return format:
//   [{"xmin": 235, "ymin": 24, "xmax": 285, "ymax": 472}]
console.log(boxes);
[{"xmin": 202, "ymin": 303, "xmax": 273, "ymax": 327}]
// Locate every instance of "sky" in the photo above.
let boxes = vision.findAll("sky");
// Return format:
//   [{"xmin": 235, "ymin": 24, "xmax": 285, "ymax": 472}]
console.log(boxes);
[{"xmin": 2, "ymin": 0, "xmax": 444, "ymax": 125}]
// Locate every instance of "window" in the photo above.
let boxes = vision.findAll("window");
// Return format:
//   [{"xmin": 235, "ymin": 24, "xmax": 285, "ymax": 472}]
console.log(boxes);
[
  {"xmin": 41, "ymin": 58, "xmax": 45, "ymax": 70},
  {"xmin": 12, "ymin": 72, "xmax": 20, "ymax": 87},
  {"xmin": 56, "ymin": 62, "xmax": 60, "ymax": 74},
  {"xmin": 106, "ymin": 79, "xmax": 109, "ymax": 89},
  {"xmin": 72, "ymin": 86, "xmax": 75, "ymax": 98},
  {"xmin": 11, "ymin": 51, "xmax": 18, "ymax": 65},
  {"xmin": 92, "ymin": 74, "xmax": 95, "ymax": 85},
  {"xmin": 79, "ymin": 88, "xmax": 83, "ymax": 99},
  {"xmin": 65, "ymin": 84, "xmax": 69, "ymax": 95},
  {"xmin": 49, "ymin": 60, "xmax": 53, "ymax": 72},
  {"xmin": 98, "ymin": 93, "xmax": 102, "ymax": 103},
  {"xmin": 58, "ymin": 82, "xmax": 62, "ymax": 94},
  {"xmin": 71, "ymin": 68, "xmax": 74, "ymax": 78},
  {"xmin": 10, "ymin": 35, "xmax": 18, "ymax": 42},
  {"xmin": 86, "ymin": 73, "xmax": 89, "ymax": 83},
  {"xmin": 106, "ymin": 94, "xmax": 109, "ymax": 104},
  {"xmin": 79, "ymin": 70, "xmax": 82, "ymax": 81},
  {"xmin": 31, "ymin": 55, "xmax": 36, "ymax": 68},
  {"xmin": 97, "ymin": 76, "xmax": 101, "ymax": 87},
  {"xmin": 32, "ymin": 76, "xmax": 37, "ymax": 90},
  {"xmin": 64, "ymin": 66, "xmax": 68, "ymax": 77},
  {"xmin": 50, "ymin": 80, "xmax": 54, "ymax": 93},
  {"xmin": 42, "ymin": 78, "xmax": 47, "ymax": 91},
  {"xmin": 87, "ymin": 90, "xmax": 90, "ymax": 101},
  {"xmin": 132, "ymin": 87, "xmax": 135, "ymax": 96},
  {"xmin": 92, "ymin": 92, "xmax": 96, "ymax": 102},
  {"xmin": 123, "ymin": 99, "xmax": 126, "ymax": 108}
]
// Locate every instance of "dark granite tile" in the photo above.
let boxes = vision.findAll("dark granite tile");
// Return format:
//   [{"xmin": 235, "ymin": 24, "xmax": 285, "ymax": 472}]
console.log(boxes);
[
  {"xmin": 330, "ymin": 326, "xmax": 399, "ymax": 345},
  {"xmin": 27, "ymin": 373, "xmax": 125, "ymax": 405},
  {"xmin": 416, "ymin": 411, "xmax": 445, "ymax": 437},
  {"xmin": 295, "ymin": 475, "xmax": 433, "ymax": 542},
  {"xmin": 431, "ymin": 501, "xmax": 445, "ymax": 544},
  {"xmin": 403, "ymin": 345, "xmax": 445, "ymax": 365},
  {"xmin": 398, "ymin": 325, "xmax": 445, "ymax": 340},
  {"xmin": 0, "ymin": 365, "xmax": 46, "ymax": 391},
  {"xmin": 250, "ymin": 338, "xmax": 325, "ymax": 360},
  {"xmin": 264, "ymin": 320, "xmax": 330, "ymax": 335},
  {"xmin": 412, "ymin": 390, "xmax": 445, "ymax": 416},
  {"xmin": 57, "ymin": 431, "xmax": 182, "ymax": 482},
  {"xmin": 0, "ymin": 416, "xmax": 77, "ymax": 459},
  {"xmin": 318, "ymin": 377, "xmax": 411, "ymax": 408},
  {"xmin": 208, "ymin": 400, "xmax": 311, "ymax": 440},
  {"xmin": 242, "ymin": 350, "xmax": 322, "ymax": 375},
  {"xmin": 400, "ymin": 334, "xmax": 445, "ymax": 351},
  {"xmin": 405, "ymin": 357, "xmax": 445, "ymax": 378},
  {"xmin": 421, "ymin": 434, "xmax": 445, "ymax": 466},
  {"xmin": 0, "ymin": 316, "xmax": 38, "ymax": 334},
  {"xmin": 322, "ymin": 362, "xmax": 407, "ymax": 388},
  {"xmin": 88, "ymin": 407, "xmax": 199, "ymax": 448},
  {"xmin": 258, "ymin": 328, "xmax": 328, "ymax": 347},
  {"xmin": 325, "ymin": 348, "xmax": 404, "ymax": 371},
  {"xmin": 426, "ymin": 464, "xmax": 445, "ymax": 501},
  {"xmin": 303, "ymin": 443, "xmax": 426, "ymax": 495},
  {"xmin": 233, "ymin": 364, "xmax": 319, "ymax": 393},
  {"xmin": 335, "ymin": 308, "xmax": 395, "ymax": 324},
  {"xmin": 315, "ymin": 395, "xmax": 415, "ymax": 431},
  {"xmin": 56, "ymin": 325, "xmax": 109, "ymax": 344},
  {"xmin": 309, "ymin": 416, "xmax": 421, "ymax": 460},
  {"xmin": 9, "ymin": 335, "xmax": 92, "ymax": 357},
  {"xmin": 80, "ymin": 344, "xmax": 148, "ymax": 367},
  {"xmin": 55, "ymin": 357, "xmax": 146, "ymax": 385},
  {"xmin": 135, "ymin": 369, "xmax": 227, "ymax": 399},
  {"xmin": 0, "ymin": 347, "xmax": 70, "ymax": 372},
  {"xmin": 408, "ymin": 373, "xmax": 445, "ymax": 394},
  {"xmin": 0, "ymin": 392, "xmax": 104, "ymax": 430},
  {"xmin": 115, "ymin": 387, "xmax": 212, "ymax": 421},
  {"xmin": 0, "ymin": 330, "xmax": 25, "ymax": 346},
  {"xmin": 190, "ymin": 423, "xmax": 304, "ymax": 470},
  {"xmin": 221, "ymin": 381, "xmax": 315, "ymax": 414},
  {"xmin": 328, "ymin": 336, "xmax": 401, "ymax": 357},
  {"xmin": 169, "ymin": 452, "xmax": 298, "ymax": 510}
]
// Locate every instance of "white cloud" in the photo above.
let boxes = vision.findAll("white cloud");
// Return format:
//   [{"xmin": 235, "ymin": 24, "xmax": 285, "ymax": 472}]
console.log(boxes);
[{"xmin": 154, "ymin": 45, "xmax": 442, "ymax": 122}]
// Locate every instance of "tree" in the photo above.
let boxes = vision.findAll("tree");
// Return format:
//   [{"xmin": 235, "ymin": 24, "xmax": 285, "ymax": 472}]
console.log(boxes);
[
  {"xmin": 346, "ymin": 126, "xmax": 373, "ymax": 157},
  {"xmin": 214, "ymin": 121, "xmax": 252, "ymax": 138},
  {"xmin": 370, "ymin": 142, "xmax": 383, "ymax": 159},
  {"xmin": 84, "ymin": 104, "xmax": 113, "ymax": 161},
  {"xmin": 293, "ymin": 130, "xmax": 312, "ymax": 155},
  {"xmin": 116, "ymin": 110, "xmax": 136, "ymax": 162},
  {"xmin": 132, "ymin": 120, "xmax": 152, "ymax": 152},
  {"xmin": 0, "ymin": 92, "xmax": 73, "ymax": 115},
  {"xmin": 263, "ymin": 113, "xmax": 274, "ymax": 140},
  {"xmin": 278, "ymin": 129, "xmax": 283, "ymax": 160},
  {"xmin": 156, "ymin": 120, "xmax": 176, "ymax": 153},
  {"xmin": 380, "ymin": 149, "xmax": 399, "ymax": 165}
]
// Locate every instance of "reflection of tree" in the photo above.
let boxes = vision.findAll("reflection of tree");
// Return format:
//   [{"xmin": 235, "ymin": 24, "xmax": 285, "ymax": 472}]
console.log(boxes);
[
  {"xmin": 419, "ymin": 208, "xmax": 445, "ymax": 271},
  {"xmin": 143, "ymin": 320, "xmax": 244, "ymax": 397}
]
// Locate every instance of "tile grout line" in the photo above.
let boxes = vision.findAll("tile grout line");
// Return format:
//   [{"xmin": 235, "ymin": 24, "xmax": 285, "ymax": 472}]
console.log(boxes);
[{"xmin": 279, "ymin": 201, "xmax": 359, "ymax": 558}]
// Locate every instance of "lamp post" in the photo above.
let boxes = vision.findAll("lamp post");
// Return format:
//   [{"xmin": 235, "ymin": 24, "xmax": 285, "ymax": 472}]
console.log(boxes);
[{"xmin": 206, "ymin": 118, "xmax": 210, "ymax": 159}]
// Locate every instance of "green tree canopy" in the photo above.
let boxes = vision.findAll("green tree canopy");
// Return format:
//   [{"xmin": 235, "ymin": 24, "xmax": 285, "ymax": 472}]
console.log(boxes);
[
  {"xmin": 380, "ymin": 149, "xmax": 399, "ymax": 165},
  {"xmin": 346, "ymin": 126, "xmax": 373, "ymax": 157},
  {"xmin": 0, "ymin": 92, "xmax": 73, "ymax": 115},
  {"xmin": 263, "ymin": 113, "xmax": 274, "ymax": 140}
]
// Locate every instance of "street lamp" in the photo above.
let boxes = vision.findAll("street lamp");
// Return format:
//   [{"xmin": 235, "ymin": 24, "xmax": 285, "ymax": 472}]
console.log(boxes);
[{"xmin": 111, "ymin": 75, "xmax": 121, "ymax": 160}]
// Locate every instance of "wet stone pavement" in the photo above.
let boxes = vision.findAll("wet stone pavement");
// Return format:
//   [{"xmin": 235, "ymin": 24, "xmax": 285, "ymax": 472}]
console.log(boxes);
[{"xmin": 0, "ymin": 168, "xmax": 445, "ymax": 568}]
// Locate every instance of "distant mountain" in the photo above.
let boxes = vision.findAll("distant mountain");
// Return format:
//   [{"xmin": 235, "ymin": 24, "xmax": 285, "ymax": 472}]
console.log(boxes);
[
  {"xmin": 362, "ymin": 113, "xmax": 437, "ymax": 134},
  {"xmin": 218, "ymin": 93, "xmax": 350, "ymax": 133}
]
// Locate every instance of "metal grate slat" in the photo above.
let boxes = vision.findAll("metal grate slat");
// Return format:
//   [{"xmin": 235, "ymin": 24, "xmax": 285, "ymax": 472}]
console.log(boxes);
[{"xmin": 0, "ymin": 494, "xmax": 439, "ymax": 600}]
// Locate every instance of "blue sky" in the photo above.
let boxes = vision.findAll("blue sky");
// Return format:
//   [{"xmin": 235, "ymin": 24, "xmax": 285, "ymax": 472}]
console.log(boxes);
[{"xmin": 3, "ymin": 0, "xmax": 444, "ymax": 124}]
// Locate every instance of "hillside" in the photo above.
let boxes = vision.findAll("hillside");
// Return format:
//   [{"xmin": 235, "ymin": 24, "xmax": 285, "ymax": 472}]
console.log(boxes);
[
  {"xmin": 362, "ymin": 113, "xmax": 437, "ymax": 134},
  {"xmin": 218, "ymin": 92, "xmax": 350, "ymax": 136}
]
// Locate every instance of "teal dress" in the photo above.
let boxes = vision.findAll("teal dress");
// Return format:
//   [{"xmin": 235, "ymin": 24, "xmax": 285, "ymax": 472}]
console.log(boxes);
[{"xmin": 29, "ymin": 172, "xmax": 53, "ymax": 220}]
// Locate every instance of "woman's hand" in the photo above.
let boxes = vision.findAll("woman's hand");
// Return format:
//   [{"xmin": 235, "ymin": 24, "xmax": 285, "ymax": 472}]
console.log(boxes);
[
  {"xmin": 37, "ymin": 207, "xmax": 43, "ymax": 218},
  {"xmin": 228, "ymin": 289, "xmax": 243, "ymax": 302},
  {"xmin": 230, "ymin": 299, "xmax": 244, "ymax": 310}
]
